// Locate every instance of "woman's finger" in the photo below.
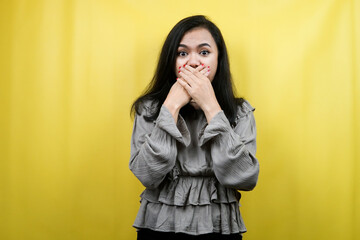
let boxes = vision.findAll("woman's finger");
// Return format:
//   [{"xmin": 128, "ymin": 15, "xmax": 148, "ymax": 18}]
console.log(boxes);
[
  {"xmin": 195, "ymin": 64, "xmax": 206, "ymax": 72},
  {"xmin": 176, "ymin": 77, "xmax": 192, "ymax": 93},
  {"xmin": 183, "ymin": 64, "xmax": 209, "ymax": 79},
  {"xmin": 199, "ymin": 65, "xmax": 210, "ymax": 77},
  {"xmin": 178, "ymin": 70, "xmax": 196, "ymax": 88},
  {"xmin": 182, "ymin": 65, "xmax": 203, "ymax": 77},
  {"xmin": 178, "ymin": 66, "xmax": 198, "ymax": 86},
  {"xmin": 182, "ymin": 65, "xmax": 205, "ymax": 84},
  {"xmin": 181, "ymin": 65, "xmax": 195, "ymax": 75}
]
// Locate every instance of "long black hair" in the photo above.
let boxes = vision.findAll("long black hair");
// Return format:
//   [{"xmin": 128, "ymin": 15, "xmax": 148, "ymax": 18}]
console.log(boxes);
[{"xmin": 130, "ymin": 15, "xmax": 244, "ymax": 126}]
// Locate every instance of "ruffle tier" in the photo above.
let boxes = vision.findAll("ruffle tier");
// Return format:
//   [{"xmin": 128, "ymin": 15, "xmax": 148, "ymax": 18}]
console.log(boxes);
[
  {"xmin": 141, "ymin": 176, "xmax": 241, "ymax": 206},
  {"xmin": 134, "ymin": 176, "xmax": 246, "ymax": 235},
  {"xmin": 133, "ymin": 199, "xmax": 246, "ymax": 235}
]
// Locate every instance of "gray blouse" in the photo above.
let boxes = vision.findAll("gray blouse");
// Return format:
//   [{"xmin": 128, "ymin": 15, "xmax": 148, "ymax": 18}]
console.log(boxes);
[{"xmin": 129, "ymin": 100, "xmax": 259, "ymax": 235}]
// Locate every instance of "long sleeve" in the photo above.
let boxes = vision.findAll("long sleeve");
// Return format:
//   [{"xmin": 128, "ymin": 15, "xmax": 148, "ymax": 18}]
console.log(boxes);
[
  {"xmin": 199, "ymin": 101, "xmax": 259, "ymax": 191},
  {"xmin": 129, "ymin": 103, "xmax": 190, "ymax": 189}
]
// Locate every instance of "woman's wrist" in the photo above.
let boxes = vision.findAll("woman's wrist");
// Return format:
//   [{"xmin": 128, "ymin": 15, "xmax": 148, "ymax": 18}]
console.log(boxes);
[
  {"xmin": 163, "ymin": 100, "xmax": 181, "ymax": 123},
  {"xmin": 202, "ymin": 102, "xmax": 222, "ymax": 123}
]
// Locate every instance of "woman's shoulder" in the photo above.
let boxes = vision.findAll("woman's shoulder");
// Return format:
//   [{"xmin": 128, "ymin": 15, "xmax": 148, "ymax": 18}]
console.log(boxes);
[
  {"xmin": 236, "ymin": 98, "xmax": 255, "ymax": 118},
  {"xmin": 137, "ymin": 99, "xmax": 159, "ymax": 116},
  {"xmin": 230, "ymin": 99, "xmax": 255, "ymax": 128}
]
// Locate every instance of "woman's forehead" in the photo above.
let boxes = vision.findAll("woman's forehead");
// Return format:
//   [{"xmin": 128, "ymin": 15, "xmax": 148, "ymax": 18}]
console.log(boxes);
[{"xmin": 179, "ymin": 28, "xmax": 216, "ymax": 47}]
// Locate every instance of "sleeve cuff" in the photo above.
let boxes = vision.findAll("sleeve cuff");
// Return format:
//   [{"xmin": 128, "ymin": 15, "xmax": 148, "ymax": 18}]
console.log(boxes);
[
  {"xmin": 198, "ymin": 110, "xmax": 231, "ymax": 146},
  {"xmin": 155, "ymin": 105, "xmax": 191, "ymax": 147}
]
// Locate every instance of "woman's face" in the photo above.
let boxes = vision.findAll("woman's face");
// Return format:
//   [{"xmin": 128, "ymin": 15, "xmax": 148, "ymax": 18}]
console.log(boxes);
[{"xmin": 175, "ymin": 27, "xmax": 219, "ymax": 82}]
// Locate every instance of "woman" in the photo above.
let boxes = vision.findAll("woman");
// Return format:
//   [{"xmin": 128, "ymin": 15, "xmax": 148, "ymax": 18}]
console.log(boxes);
[{"xmin": 129, "ymin": 15, "xmax": 259, "ymax": 240}]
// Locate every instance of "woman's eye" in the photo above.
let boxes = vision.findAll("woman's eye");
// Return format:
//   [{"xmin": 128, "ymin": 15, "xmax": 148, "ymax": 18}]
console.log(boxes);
[
  {"xmin": 200, "ymin": 50, "xmax": 210, "ymax": 56},
  {"xmin": 178, "ymin": 51, "xmax": 187, "ymax": 57}
]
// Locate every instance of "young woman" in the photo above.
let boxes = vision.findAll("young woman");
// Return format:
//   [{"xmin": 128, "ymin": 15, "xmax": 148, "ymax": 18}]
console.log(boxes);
[{"xmin": 129, "ymin": 15, "xmax": 259, "ymax": 240}]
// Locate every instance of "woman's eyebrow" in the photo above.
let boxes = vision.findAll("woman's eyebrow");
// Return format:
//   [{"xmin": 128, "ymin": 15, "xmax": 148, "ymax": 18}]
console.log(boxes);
[
  {"xmin": 178, "ymin": 44, "xmax": 188, "ymax": 49},
  {"xmin": 178, "ymin": 43, "xmax": 211, "ymax": 48},
  {"xmin": 198, "ymin": 43, "xmax": 211, "ymax": 48}
]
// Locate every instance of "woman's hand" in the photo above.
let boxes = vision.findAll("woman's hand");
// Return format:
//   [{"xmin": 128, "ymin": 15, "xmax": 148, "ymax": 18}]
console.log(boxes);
[
  {"xmin": 164, "ymin": 81, "xmax": 191, "ymax": 109},
  {"xmin": 177, "ymin": 64, "xmax": 222, "ymax": 123},
  {"xmin": 163, "ymin": 81, "xmax": 191, "ymax": 123}
]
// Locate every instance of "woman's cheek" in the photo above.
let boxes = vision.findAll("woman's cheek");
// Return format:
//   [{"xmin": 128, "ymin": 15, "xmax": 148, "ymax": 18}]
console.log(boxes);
[
  {"xmin": 209, "ymin": 67, "xmax": 217, "ymax": 82},
  {"xmin": 175, "ymin": 61, "xmax": 184, "ymax": 77},
  {"xmin": 175, "ymin": 65, "xmax": 181, "ymax": 77},
  {"xmin": 176, "ymin": 66, "xmax": 182, "ymax": 77}
]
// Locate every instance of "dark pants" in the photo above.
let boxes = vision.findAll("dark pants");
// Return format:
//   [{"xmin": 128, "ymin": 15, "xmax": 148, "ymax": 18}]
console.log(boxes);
[{"xmin": 137, "ymin": 229, "xmax": 243, "ymax": 240}]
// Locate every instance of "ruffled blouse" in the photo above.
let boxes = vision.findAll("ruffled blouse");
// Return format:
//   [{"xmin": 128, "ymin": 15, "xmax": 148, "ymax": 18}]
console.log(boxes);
[{"xmin": 129, "ymin": 100, "xmax": 259, "ymax": 235}]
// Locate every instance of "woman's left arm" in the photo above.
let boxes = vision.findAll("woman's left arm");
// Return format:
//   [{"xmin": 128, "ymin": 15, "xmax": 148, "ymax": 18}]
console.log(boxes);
[{"xmin": 199, "ymin": 103, "xmax": 259, "ymax": 191}]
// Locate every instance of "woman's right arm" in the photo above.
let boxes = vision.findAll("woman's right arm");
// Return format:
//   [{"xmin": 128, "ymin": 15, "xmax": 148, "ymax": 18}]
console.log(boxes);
[{"xmin": 129, "ymin": 103, "xmax": 190, "ymax": 189}]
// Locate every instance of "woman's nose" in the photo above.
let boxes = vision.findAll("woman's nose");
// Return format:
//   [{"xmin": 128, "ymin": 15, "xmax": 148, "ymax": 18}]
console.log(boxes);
[{"xmin": 187, "ymin": 53, "xmax": 200, "ymax": 68}]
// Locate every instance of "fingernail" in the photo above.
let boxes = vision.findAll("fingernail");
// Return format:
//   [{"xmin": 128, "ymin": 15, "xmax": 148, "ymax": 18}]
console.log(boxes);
[
  {"xmin": 178, "ymin": 71, "xmax": 181, "ymax": 73},
  {"xmin": 183, "ymin": 64, "xmax": 186, "ymax": 67},
  {"xmin": 201, "ymin": 63, "xmax": 204, "ymax": 66},
  {"xmin": 179, "ymin": 66, "xmax": 181, "ymax": 69},
  {"xmin": 207, "ymin": 66, "xmax": 210, "ymax": 68}
]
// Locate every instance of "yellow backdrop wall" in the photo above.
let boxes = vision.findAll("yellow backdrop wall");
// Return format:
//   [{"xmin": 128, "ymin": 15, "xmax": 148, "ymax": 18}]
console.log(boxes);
[{"xmin": 0, "ymin": 0, "xmax": 359, "ymax": 240}]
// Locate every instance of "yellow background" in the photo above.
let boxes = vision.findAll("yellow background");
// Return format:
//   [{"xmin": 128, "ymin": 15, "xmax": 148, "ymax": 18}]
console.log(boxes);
[{"xmin": 1, "ymin": 0, "xmax": 359, "ymax": 239}]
